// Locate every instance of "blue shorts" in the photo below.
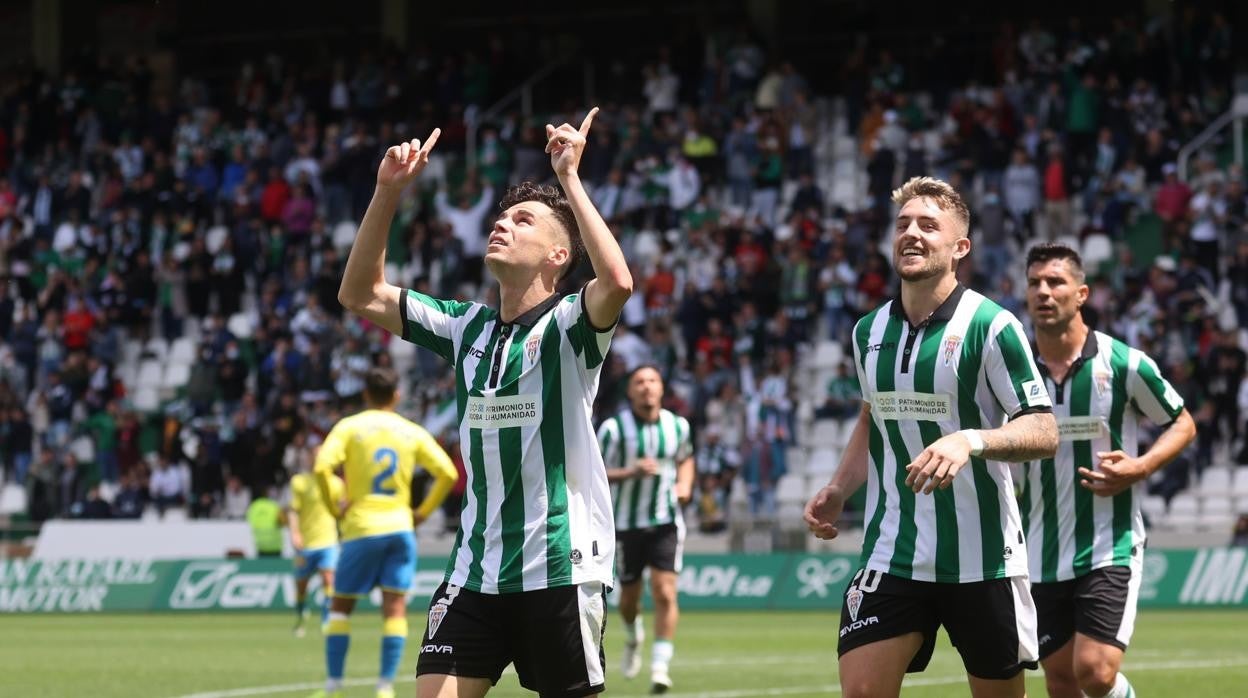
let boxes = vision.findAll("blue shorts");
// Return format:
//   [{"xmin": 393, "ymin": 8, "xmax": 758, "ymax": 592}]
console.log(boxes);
[
  {"xmin": 335, "ymin": 531, "xmax": 417, "ymax": 597},
  {"xmin": 294, "ymin": 545, "xmax": 339, "ymax": 580}
]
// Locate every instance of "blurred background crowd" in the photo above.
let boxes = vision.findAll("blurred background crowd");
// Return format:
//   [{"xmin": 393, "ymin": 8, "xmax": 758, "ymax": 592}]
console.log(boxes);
[{"xmin": 0, "ymin": 2, "xmax": 1243, "ymax": 538}]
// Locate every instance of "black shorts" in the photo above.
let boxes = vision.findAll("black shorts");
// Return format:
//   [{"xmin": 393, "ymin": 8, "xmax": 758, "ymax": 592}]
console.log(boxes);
[
  {"xmin": 836, "ymin": 568, "xmax": 1039, "ymax": 680},
  {"xmin": 415, "ymin": 581, "xmax": 607, "ymax": 698},
  {"xmin": 616, "ymin": 523, "xmax": 684, "ymax": 585},
  {"xmin": 1031, "ymin": 563, "xmax": 1140, "ymax": 660}
]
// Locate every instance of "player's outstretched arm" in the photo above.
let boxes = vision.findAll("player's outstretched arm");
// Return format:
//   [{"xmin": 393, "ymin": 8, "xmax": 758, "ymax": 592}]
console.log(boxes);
[
  {"xmin": 412, "ymin": 437, "xmax": 459, "ymax": 525},
  {"xmin": 1080, "ymin": 408, "xmax": 1196, "ymax": 497},
  {"xmin": 804, "ymin": 402, "xmax": 872, "ymax": 539},
  {"xmin": 547, "ymin": 108, "xmax": 632, "ymax": 328},
  {"xmin": 338, "ymin": 129, "xmax": 441, "ymax": 335}
]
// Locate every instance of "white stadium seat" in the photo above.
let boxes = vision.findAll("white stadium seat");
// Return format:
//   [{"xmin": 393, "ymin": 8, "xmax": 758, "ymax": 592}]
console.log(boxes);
[
  {"xmin": 1082, "ymin": 233, "xmax": 1114, "ymax": 272},
  {"xmin": 169, "ymin": 337, "xmax": 197, "ymax": 365},
  {"xmin": 205, "ymin": 225, "xmax": 229, "ymax": 254},
  {"xmin": 806, "ymin": 447, "xmax": 841, "ymax": 475},
  {"xmin": 775, "ymin": 475, "xmax": 806, "ymax": 504},
  {"xmin": 162, "ymin": 362, "xmax": 192, "ymax": 391},
  {"xmin": 1199, "ymin": 467, "xmax": 1233, "ymax": 495},
  {"xmin": 132, "ymin": 387, "xmax": 160, "ymax": 413},
  {"xmin": 143, "ymin": 337, "xmax": 168, "ymax": 361},
  {"xmin": 228, "ymin": 312, "xmax": 254, "ymax": 339},
  {"xmin": 809, "ymin": 419, "xmax": 840, "ymax": 448},
  {"xmin": 136, "ymin": 360, "xmax": 164, "ymax": 389},
  {"xmin": 332, "ymin": 221, "xmax": 359, "ymax": 251},
  {"xmin": 1231, "ymin": 468, "xmax": 1248, "ymax": 496}
]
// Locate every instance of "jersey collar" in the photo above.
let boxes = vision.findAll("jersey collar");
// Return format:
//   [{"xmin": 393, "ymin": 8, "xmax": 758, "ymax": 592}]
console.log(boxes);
[
  {"xmin": 888, "ymin": 283, "xmax": 966, "ymax": 326},
  {"xmin": 1032, "ymin": 328, "xmax": 1099, "ymax": 376},
  {"xmin": 502, "ymin": 292, "xmax": 562, "ymax": 326}
]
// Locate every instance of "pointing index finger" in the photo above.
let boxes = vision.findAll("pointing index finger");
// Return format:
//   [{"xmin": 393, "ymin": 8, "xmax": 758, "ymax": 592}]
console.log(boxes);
[
  {"xmin": 420, "ymin": 128, "xmax": 441, "ymax": 156},
  {"xmin": 579, "ymin": 107, "xmax": 599, "ymax": 136}
]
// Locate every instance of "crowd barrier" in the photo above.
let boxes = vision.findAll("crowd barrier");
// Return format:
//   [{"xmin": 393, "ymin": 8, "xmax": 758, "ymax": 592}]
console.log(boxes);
[{"xmin": 4, "ymin": 549, "xmax": 1248, "ymax": 613}]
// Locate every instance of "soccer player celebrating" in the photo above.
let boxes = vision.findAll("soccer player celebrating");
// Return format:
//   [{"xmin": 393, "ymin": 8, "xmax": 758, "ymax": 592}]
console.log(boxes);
[
  {"xmin": 598, "ymin": 365, "xmax": 694, "ymax": 694},
  {"xmin": 312, "ymin": 367, "xmax": 459, "ymax": 698},
  {"xmin": 803, "ymin": 176, "xmax": 1059, "ymax": 698},
  {"xmin": 1019, "ymin": 243, "xmax": 1196, "ymax": 698},
  {"xmin": 286, "ymin": 458, "xmax": 344, "ymax": 637},
  {"xmin": 338, "ymin": 107, "xmax": 631, "ymax": 698}
]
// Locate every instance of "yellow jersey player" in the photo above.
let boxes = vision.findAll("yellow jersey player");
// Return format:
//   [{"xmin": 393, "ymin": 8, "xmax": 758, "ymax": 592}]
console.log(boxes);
[
  {"xmin": 312, "ymin": 367, "xmax": 459, "ymax": 698},
  {"xmin": 286, "ymin": 462, "xmax": 344, "ymax": 637}
]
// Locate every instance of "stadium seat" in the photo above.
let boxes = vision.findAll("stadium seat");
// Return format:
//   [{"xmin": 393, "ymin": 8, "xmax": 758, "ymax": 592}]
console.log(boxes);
[
  {"xmin": 162, "ymin": 362, "xmax": 192, "ymax": 391},
  {"xmin": 1140, "ymin": 495, "xmax": 1167, "ymax": 521},
  {"xmin": 775, "ymin": 475, "xmax": 806, "ymax": 504},
  {"xmin": 332, "ymin": 221, "xmax": 359, "ymax": 251},
  {"xmin": 132, "ymin": 386, "xmax": 160, "ymax": 413},
  {"xmin": 1199, "ymin": 467, "xmax": 1233, "ymax": 495},
  {"xmin": 806, "ymin": 447, "xmax": 840, "ymax": 475},
  {"xmin": 1203, "ymin": 496, "xmax": 1233, "ymax": 515},
  {"xmin": 1169, "ymin": 493, "xmax": 1198, "ymax": 515},
  {"xmin": 1231, "ymin": 468, "xmax": 1248, "ymax": 496},
  {"xmin": 809, "ymin": 419, "xmax": 840, "ymax": 448},
  {"xmin": 169, "ymin": 337, "xmax": 197, "ymax": 366},
  {"xmin": 136, "ymin": 360, "xmax": 163, "ymax": 389},
  {"xmin": 122, "ymin": 339, "xmax": 143, "ymax": 365},
  {"xmin": 163, "ymin": 507, "xmax": 188, "ymax": 522},
  {"xmin": 811, "ymin": 341, "xmax": 844, "ymax": 369},
  {"xmin": 227, "ymin": 312, "xmax": 254, "ymax": 339},
  {"xmin": 1053, "ymin": 235, "xmax": 1081, "ymax": 255},
  {"xmin": 1235, "ymin": 496, "xmax": 1248, "ymax": 514},
  {"xmin": 205, "ymin": 225, "xmax": 229, "ymax": 254},
  {"xmin": 0, "ymin": 483, "xmax": 27, "ymax": 515},
  {"xmin": 1082, "ymin": 233, "xmax": 1114, "ymax": 273},
  {"xmin": 143, "ymin": 337, "xmax": 168, "ymax": 361}
]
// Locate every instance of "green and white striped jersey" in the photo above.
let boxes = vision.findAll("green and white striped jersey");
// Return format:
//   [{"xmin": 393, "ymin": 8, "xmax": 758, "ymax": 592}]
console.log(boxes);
[
  {"xmin": 853, "ymin": 285, "xmax": 1051, "ymax": 583},
  {"xmin": 1019, "ymin": 331, "xmax": 1184, "ymax": 583},
  {"xmin": 399, "ymin": 287, "xmax": 616, "ymax": 594},
  {"xmin": 598, "ymin": 408, "xmax": 693, "ymax": 531}
]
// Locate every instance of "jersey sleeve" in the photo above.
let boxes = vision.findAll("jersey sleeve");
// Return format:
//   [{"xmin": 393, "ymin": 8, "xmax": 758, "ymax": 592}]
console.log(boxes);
[
  {"xmin": 675, "ymin": 416, "xmax": 694, "ymax": 462},
  {"xmin": 984, "ymin": 313, "xmax": 1052, "ymax": 418},
  {"xmin": 399, "ymin": 288, "xmax": 478, "ymax": 364},
  {"xmin": 1129, "ymin": 349, "xmax": 1185, "ymax": 424},
  {"xmin": 286, "ymin": 476, "xmax": 303, "ymax": 513},
  {"xmin": 851, "ymin": 315, "xmax": 871, "ymax": 404},
  {"xmin": 314, "ymin": 422, "xmax": 348, "ymax": 474},
  {"xmin": 556, "ymin": 288, "xmax": 616, "ymax": 383}
]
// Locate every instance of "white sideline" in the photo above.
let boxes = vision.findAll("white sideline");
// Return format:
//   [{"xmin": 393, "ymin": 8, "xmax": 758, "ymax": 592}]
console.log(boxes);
[{"xmin": 170, "ymin": 656, "xmax": 1248, "ymax": 698}]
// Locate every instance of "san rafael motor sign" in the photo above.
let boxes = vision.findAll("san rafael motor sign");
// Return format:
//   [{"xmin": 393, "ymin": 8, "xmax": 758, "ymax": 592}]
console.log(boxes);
[
  {"xmin": 4, "ymin": 550, "xmax": 1248, "ymax": 612},
  {"xmin": 0, "ymin": 559, "xmax": 159, "ymax": 612}
]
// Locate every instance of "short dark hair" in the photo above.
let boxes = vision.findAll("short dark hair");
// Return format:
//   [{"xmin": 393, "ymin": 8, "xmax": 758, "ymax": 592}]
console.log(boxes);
[
  {"xmin": 1026, "ymin": 243, "xmax": 1086, "ymax": 282},
  {"xmin": 363, "ymin": 366, "xmax": 399, "ymax": 406},
  {"xmin": 626, "ymin": 363, "xmax": 664, "ymax": 384},
  {"xmin": 499, "ymin": 181, "xmax": 583, "ymax": 279}
]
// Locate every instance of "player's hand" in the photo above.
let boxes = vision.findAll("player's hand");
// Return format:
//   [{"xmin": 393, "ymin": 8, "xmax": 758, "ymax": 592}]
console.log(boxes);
[
  {"xmin": 634, "ymin": 457, "xmax": 660, "ymax": 477},
  {"xmin": 335, "ymin": 500, "xmax": 351, "ymax": 520},
  {"xmin": 804, "ymin": 485, "xmax": 844, "ymax": 539},
  {"xmin": 412, "ymin": 511, "xmax": 428, "ymax": 528},
  {"xmin": 377, "ymin": 129, "xmax": 441, "ymax": 190},
  {"xmin": 546, "ymin": 107, "xmax": 598, "ymax": 178},
  {"xmin": 1079, "ymin": 451, "xmax": 1148, "ymax": 497},
  {"xmin": 674, "ymin": 480, "xmax": 693, "ymax": 505},
  {"xmin": 904, "ymin": 432, "xmax": 973, "ymax": 494}
]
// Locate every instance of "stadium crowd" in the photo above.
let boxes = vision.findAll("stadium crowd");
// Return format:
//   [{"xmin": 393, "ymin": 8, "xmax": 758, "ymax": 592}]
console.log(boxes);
[{"xmin": 0, "ymin": 8, "xmax": 1241, "ymax": 532}]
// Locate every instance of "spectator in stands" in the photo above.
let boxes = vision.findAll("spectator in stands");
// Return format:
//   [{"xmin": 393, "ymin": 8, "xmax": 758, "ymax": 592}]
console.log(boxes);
[
  {"xmin": 815, "ymin": 363, "xmax": 861, "ymax": 420},
  {"xmin": 149, "ymin": 456, "xmax": 187, "ymax": 515},
  {"xmin": 112, "ymin": 471, "xmax": 145, "ymax": 519},
  {"xmin": 222, "ymin": 474, "xmax": 251, "ymax": 520},
  {"xmin": 1233, "ymin": 515, "xmax": 1248, "ymax": 547}
]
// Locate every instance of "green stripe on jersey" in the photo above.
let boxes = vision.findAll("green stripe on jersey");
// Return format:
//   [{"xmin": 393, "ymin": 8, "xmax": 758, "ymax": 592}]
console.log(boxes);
[
  {"xmin": 874, "ymin": 314, "xmax": 917, "ymax": 578},
  {"xmin": 915, "ymin": 318, "xmax": 959, "ymax": 580},
  {"xmin": 855, "ymin": 311, "xmax": 890, "ymax": 564},
  {"xmin": 1109, "ymin": 340, "xmax": 1133, "ymax": 565},
  {"xmin": 1071, "ymin": 359, "xmax": 1095, "ymax": 576},
  {"xmin": 465, "ymin": 321, "xmax": 500, "ymax": 589},
  {"xmin": 994, "ymin": 321, "xmax": 1034, "ymax": 415},
  {"xmin": 961, "ymin": 298, "xmax": 1005, "ymax": 579},
  {"xmin": 497, "ymin": 323, "xmax": 533, "ymax": 590},
  {"xmin": 1039, "ymin": 457, "xmax": 1060, "ymax": 582},
  {"xmin": 538, "ymin": 319, "xmax": 572, "ymax": 585}
]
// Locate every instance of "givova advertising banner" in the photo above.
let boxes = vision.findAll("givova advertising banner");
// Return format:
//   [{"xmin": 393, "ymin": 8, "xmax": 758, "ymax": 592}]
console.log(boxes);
[{"xmin": 3, "ymin": 549, "xmax": 1247, "ymax": 613}]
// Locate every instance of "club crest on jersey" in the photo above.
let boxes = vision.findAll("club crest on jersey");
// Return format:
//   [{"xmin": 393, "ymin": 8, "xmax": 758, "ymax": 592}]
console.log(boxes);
[
  {"xmin": 846, "ymin": 587, "xmax": 864, "ymax": 622},
  {"xmin": 427, "ymin": 603, "xmax": 447, "ymax": 639},
  {"xmin": 1094, "ymin": 371, "xmax": 1111, "ymax": 397},
  {"xmin": 942, "ymin": 335, "xmax": 962, "ymax": 367},
  {"xmin": 525, "ymin": 334, "xmax": 541, "ymax": 363}
]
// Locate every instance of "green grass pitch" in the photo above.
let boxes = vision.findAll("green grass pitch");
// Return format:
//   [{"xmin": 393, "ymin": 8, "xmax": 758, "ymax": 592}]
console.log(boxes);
[{"xmin": 3, "ymin": 610, "xmax": 1246, "ymax": 696}]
